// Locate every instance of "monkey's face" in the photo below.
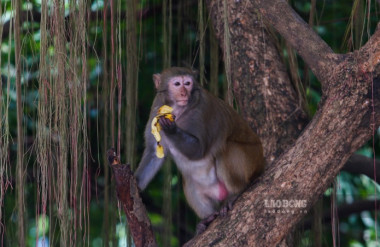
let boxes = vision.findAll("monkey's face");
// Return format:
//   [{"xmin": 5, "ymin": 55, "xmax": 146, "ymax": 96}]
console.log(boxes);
[{"xmin": 167, "ymin": 75, "xmax": 193, "ymax": 107}]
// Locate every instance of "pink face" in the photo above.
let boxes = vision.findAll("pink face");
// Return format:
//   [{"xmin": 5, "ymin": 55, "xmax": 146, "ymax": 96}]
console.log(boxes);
[{"xmin": 168, "ymin": 75, "xmax": 193, "ymax": 106}]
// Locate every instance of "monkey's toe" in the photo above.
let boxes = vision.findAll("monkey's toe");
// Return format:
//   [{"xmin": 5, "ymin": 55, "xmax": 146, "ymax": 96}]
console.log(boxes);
[
  {"xmin": 195, "ymin": 211, "xmax": 220, "ymax": 235},
  {"xmin": 195, "ymin": 222, "xmax": 207, "ymax": 235}
]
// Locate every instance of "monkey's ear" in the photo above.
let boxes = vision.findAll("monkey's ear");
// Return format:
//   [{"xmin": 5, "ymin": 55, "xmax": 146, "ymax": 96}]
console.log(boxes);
[
  {"xmin": 191, "ymin": 69, "xmax": 199, "ymax": 80},
  {"xmin": 153, "ymin": 73, "xmax": 161, "ymax": 89}
]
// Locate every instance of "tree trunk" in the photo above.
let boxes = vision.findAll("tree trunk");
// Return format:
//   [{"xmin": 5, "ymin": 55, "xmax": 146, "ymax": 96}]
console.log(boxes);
[
  {"xmin": 206, "ymin": 0, "xmax": 308, "ymax": 163},
  {"xmin": 185, "ymin": 1, "xmax": 380, "ymax": 246}
]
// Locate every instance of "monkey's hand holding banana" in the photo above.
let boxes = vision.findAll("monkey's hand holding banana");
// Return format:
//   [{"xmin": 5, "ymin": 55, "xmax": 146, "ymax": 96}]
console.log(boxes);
[{"xmin": 151, "ymin": 105, "xmax": 174, "ymax": 158}]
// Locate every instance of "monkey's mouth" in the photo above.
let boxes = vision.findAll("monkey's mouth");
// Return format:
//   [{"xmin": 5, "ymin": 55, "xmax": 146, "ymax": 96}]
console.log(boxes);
[{"xmin": 177, "ymin": 100, "xmax": 188, "ymax": 106}]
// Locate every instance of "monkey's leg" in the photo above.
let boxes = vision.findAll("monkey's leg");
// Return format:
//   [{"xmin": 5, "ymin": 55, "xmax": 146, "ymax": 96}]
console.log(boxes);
[{"xmin": 183, "ymin": 181, "xmax": 219, "ymax": 234}]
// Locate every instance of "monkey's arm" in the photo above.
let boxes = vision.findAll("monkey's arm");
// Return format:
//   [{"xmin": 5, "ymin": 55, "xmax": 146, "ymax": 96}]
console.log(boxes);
[
  {"xmin": 159, "ymin": 117, "xmax": 205, "ymax": 160},
  {"xmin": 135, "ymin": 147, "xmax": 166, "ymax": 190}
]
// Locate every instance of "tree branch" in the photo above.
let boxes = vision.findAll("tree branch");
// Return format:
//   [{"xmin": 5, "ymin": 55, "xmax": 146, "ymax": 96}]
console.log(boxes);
[
  {"xmin": 106, "ymin": 149, "xmax": 157, "ymax": 247},
  {"xmin": 250, "ymin": 0, "xmax": 339, "ymax": 88},
  {"xmin": 303, "ymin": 199, "xmax": 380, "ymax": 229},
  {"xmin": 343, "ymin": 154, "xmax": 380, "ymax": 181},
  {"xmin": 190, "ymin": 1, "xmax": 380, "ymax": 246},
  {"xmin": 360, "ymin": 23, "xmax": 380, "ymax": 54}
]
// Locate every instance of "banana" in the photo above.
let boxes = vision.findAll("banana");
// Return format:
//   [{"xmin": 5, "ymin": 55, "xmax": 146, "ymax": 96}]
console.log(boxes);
[
  {"xmin": 151, "ymin": 117, "xmax": 161, "ymax": 142},
  {"xmin": 151, "ymin": 105, "xmax": 174, "ymax": 158},
  {"xmin": 157, "ymin": 105, "xmax": 174, "ymax": 115},
  {"xmin": 156, "ymin": 144, "xmax": 164, "ymax": 158}
]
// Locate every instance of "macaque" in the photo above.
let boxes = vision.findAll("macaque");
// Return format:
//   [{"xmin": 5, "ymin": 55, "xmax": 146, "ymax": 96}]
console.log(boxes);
[{"xmin": 135, "ymin": 67, "xmax": 265, "ymax": 224}]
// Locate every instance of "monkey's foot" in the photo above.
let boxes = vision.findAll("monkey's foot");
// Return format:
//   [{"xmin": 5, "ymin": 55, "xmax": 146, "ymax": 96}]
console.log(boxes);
[
  {"xmin": 219, "ymin": 199, "xmax": 234, "ymax": 217},
  {"xmin": 195, "ymin": 200, "xmax": 235, "ymax": 235},
  {"xmin": 195, "ymin": 212, "xmax": 219, "ymax": 235}
]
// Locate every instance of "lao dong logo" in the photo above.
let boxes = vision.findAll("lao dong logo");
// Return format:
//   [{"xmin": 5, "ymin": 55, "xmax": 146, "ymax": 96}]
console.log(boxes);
[
  {"xmin": 264, "ymin": 199, "xmax": 308, "ymax": 214},
  {"xmin": 264, "ymin": 199, "xmax": 307, "ymax": 208}
]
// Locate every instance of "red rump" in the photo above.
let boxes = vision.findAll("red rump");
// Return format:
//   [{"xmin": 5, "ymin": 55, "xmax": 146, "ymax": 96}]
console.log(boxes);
[{"xmin": 218, "ymin": 180, "xmax": 229, "ymax": 201}]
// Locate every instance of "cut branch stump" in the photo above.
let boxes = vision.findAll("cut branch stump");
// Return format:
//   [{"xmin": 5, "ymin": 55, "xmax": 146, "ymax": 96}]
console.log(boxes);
[{"xmin": 107, "ymin": 149, "xmax": 157, "ymax": 247}]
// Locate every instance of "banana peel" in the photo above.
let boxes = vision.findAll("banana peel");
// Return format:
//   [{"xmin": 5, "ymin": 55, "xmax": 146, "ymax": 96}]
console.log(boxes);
[{"xmin": 151, "ymin": 105, "xmax": 174, "ymax": 158}]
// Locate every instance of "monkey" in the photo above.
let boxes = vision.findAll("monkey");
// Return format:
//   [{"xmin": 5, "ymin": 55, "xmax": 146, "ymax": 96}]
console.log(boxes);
[{"xmin": 135, "ymin": 67, "xmax": 265, "ymax": 231}]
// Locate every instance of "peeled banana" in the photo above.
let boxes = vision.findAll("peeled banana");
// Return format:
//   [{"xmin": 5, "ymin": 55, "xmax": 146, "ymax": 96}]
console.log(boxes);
[{"xmin": 151, "ymin": 105, "xmax": 174, "ymax": 158}]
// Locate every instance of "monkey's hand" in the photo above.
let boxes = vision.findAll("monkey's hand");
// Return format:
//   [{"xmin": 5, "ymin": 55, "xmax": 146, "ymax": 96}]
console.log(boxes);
[{"xmin": 158, "ymin": 115, "xmax": 176, "ymax": 134}]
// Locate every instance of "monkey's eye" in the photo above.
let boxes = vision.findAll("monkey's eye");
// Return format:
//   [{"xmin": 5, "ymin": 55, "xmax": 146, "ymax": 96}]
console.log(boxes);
[
  {"xmin": 174, "ymin": 81, "xmax": 181, "ymax": 86},
  {"xmin": 184, "ymin": 81, "xmax": 191, "ymax": 86}
]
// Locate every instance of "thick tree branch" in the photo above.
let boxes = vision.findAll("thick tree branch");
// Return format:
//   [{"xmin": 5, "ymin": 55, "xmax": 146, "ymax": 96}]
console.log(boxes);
[
  {"xmin": 343, "ymin": 154, "xmax": 380, "ymax": 181},
  {"xmin": 346, "ymin": 23, "xmax": 380, "ymax": 126},
  {"xmin": 360, "ymin": 23, "xmax": 380, "ymax": 53},
  {"xmin": 304, "ymin": 200, "xmax": 380, "ymax": 229},
  {"xmin": 250, "ymin": 0, "xmax": 339, "ymax": 88},
  {"xmin": 189, "ymin": 1, "xmax": 380, "ymax": 246}
]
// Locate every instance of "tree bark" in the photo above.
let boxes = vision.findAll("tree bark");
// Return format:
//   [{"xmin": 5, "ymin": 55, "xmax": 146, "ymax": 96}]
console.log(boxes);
[
  {"xmin": 206, "ymin": 0, "xmax": 308, "ymax": 162},
  {"xmin": 186, "ymin": 1, "xmax": 380, "ymax": 246},
  {"xmin": 107, "ymin": 149, "xmax": 157, "ymax": 247}
]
